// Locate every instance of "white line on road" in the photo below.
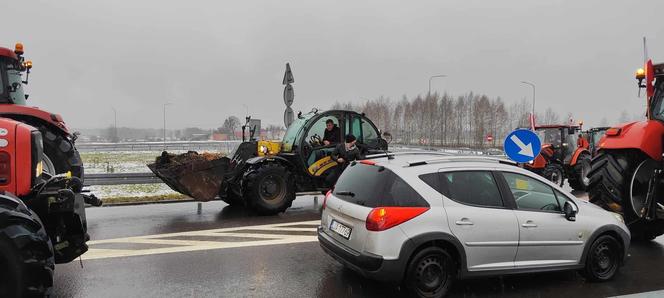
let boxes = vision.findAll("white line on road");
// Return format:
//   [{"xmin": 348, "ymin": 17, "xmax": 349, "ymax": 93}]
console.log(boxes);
[{"xmin": 83, "ymin": 220, "xmax": 321, "ymax": 261}]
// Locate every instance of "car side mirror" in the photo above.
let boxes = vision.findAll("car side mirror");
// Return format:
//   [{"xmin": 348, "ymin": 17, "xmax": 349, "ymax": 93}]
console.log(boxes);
[{"xmin": 564, "ymin": 201, "xmax": 577, "ymax": 221}]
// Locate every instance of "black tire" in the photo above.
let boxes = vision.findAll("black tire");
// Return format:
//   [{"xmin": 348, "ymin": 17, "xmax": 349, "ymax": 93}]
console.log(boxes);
[
  {"xmin": 542, "ymin": 163, "xmax": 564, "ymax": 187},
  {"xmin": 0, "ymin": 198, "xmax": 55, "ymax": 297},
  {"xmin": 220, "ymin": 189, "xmax": 243, "ymax": 206},
  {"xmin": 588, "ymin": 150, "xmax": 664, "ymax": 240},
  {"xmin": 405, "ymin": 247, "xmax": 455, "ymax": 298},
  {"xmin": 40, "ymin": 126, "xmax": 84, "ymax": 182},
  {"xmin": 581, "ymin": 235, "xmax": 621, "ymax": 282},
  {"xmin": 243, "ymin": 163, "xmax": 295, "ymax": 215},
  {"xmin": 569, "ymin": 153, "xmax": 591, "ymax": 191}
]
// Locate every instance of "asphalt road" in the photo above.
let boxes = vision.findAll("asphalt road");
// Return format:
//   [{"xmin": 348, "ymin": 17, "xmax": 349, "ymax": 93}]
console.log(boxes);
[{"xmin": 54, "ymin": 193, "xmax": 664, "ymax": 298}]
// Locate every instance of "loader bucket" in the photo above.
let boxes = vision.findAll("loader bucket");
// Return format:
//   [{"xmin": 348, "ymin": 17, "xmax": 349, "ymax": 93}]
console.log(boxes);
[{"xmin": 148, "ymin": 151, "xmax": 232, "ymax": 201}]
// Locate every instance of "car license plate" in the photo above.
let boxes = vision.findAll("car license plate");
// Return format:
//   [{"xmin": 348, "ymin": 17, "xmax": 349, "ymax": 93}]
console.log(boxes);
[{"xmin": 330, "ymin": 220, "xmax": 352, "ymax": 239}]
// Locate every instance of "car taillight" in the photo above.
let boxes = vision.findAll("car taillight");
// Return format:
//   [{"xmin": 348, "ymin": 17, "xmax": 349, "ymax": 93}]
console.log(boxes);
[
  {"xmin": 366, "ymin": 207, "xmax": 429, "ymax": 231},
  {"xmin": 323, "ymin": 190, "xmax": 332, "ymax": 210}
]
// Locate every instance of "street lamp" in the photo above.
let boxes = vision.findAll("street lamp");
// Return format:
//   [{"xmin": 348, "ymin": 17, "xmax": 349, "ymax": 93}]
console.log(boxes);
[
  {"xmin": 111, "ymin": 107, "xmax": 117, "ymax": 142},
  {"xmin": 163, "ymin": 102, "xmax": 172, "ymax": 150},
  {"xmin": 429, "ymin": 75, "xmax": 447, "ymax": 96},
  {"xmin": 520, "ymin": 81, "xmax": 536, "ymax": 118}
]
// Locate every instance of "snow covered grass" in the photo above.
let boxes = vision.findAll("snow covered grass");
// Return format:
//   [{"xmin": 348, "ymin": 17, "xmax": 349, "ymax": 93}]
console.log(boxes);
[{"xmin": 81, "ymin": 151, "xmax": 184, "ymax": 202}]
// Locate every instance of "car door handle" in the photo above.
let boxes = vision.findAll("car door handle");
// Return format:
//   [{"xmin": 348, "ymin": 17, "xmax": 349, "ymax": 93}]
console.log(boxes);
[
  {"xmin": 455, "ymin": 218, "xmax": 474, "ymax": 226},
  {"xmin": 521, "ymin": 221, "xmax": 538, "ymax": 228}
]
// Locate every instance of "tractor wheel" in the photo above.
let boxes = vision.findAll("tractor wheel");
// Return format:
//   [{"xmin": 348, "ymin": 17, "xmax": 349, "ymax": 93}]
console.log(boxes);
[
  {"xmin": 542, "ymin": 163, "xmax": 564, "ymax": 187},
  {"xmin": 0, "ymin": 204, "xmax": 55, "ymax": 297},
  {"xmin": 243, "ymin": 163, "xmax": 295, "ymax": 215},
  {"xmin": 569, "ymin": 153, "xmax": 592, "ymax": 191},
  {"xmin": 588, "ymin": 150, "xmax": 664, "ymax": 240},
  {"xmin": 40, "ymin": 126, "xmax": 84, "ymax": 182}
]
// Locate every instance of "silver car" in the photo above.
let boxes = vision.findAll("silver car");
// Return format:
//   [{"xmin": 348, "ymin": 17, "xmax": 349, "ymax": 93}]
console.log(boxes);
[{"xmin": 318, "ymin": 153, "xmax": 630, "ymax": 298}]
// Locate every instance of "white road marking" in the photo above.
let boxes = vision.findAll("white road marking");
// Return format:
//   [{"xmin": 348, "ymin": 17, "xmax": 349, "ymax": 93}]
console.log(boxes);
[
  {"xmin": 83, "ymin": 220, "xmax": 321, "ymax": 260},
  {"xmin": 610, "ymin": 290, "xmax": 664, "ymax": 298}
]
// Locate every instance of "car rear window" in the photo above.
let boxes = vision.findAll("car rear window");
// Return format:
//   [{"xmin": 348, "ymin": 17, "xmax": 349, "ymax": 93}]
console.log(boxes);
[{"xmin": 333, "ymin": 163, "xmax": 429, "ymax": 208}]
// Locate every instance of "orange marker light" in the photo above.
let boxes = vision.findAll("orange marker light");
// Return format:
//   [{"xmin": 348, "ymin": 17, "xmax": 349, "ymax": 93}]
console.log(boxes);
[
  {"xmin": 14, "ymin": 43, "xmax": 24, "ymax": 55},
  {"xmin": 636, "ymin": 68, "xmax": 646, "ymax": 80},
  {"xmin": 23, "ymin": 60, "xmax": 32, "ymax": 69}
]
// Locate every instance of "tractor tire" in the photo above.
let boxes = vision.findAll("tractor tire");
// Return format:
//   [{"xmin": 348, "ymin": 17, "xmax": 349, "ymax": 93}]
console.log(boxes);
[
  {"xmin": 40, "ymin": 126, "xmax": 84, "ymax": 182},
  {"xmin": 243, "ymin": 163, "xmax": 295, "ymax": 215},
  {"xmin": 569, "ymin": 153, "xmax": 591, "ymax": 191},
  {"xmin": 542, "ymin": 163, "xmax": 564, "ymax": 187},
  {"xmin": 588, "ymin": 150, "xmax": 664, "ymax": 240},
  {"xmin": 0, "ymin": 197, "xmax": 55, "ymax": 298}
]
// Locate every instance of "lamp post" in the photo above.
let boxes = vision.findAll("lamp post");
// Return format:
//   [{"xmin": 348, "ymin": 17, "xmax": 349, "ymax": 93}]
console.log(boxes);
[
  {"xmin": 520, "ymin": 81, "xmax": 536, "ymax": 118},
  {"xmin": 429, "ymin": 75, "xmax": 447, "ymax": 96},
  {"xmin": 111, "ymin": 107, "xmax": 117, "ymax": 142},
  {"xmin": 163, "ymin": 102, "xmax": 172, "ymax": 150}
]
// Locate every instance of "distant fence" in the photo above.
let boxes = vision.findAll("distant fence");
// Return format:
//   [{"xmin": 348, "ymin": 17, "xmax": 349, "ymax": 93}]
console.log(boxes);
[{"xmin": 76, "ymin": 141, "xmax": 243, "ymax": 153}]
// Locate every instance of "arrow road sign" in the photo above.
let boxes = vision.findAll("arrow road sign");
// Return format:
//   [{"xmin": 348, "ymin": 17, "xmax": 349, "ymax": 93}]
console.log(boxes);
[{"xmin": 503, "ymin": 129, "xmax": 541, "ymax": 163}]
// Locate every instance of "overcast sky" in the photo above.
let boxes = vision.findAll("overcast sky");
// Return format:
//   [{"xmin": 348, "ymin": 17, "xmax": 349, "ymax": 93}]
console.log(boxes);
[{"xmin": 2, "ymin": 0, "xmax": 663, "ymax": 130}]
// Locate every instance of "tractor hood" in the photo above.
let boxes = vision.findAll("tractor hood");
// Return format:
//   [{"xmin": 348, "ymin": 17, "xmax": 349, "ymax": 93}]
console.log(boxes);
[{"xmin": 600, "ymin": 120, "xmax": 664, "ymax": 161}]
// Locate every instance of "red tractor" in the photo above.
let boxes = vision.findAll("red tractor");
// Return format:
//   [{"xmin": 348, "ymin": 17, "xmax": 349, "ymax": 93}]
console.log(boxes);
[
  {"xmin": 0, "ymin": 43, "xmax": 83, "ymax": 181},
  {"xmin": 0, "ymin": 117, "xmax": 100, "ymax": 297},
  {"xmin": 524, "ymin": 124, "xmax": 592, "ymax": 190},
  {"xmin": 588, "ymin": 59, "xmax": 664, "ymax": 240}
]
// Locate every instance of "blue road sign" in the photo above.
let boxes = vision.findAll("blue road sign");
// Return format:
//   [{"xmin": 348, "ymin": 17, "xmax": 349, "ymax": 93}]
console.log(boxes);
[{"xmin": 503, "ymin": 129, "xmax": 542, "ymax": 163}]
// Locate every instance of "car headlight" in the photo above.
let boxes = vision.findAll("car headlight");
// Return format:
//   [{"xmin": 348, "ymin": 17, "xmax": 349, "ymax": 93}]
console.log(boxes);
[
  {"xmin": 528, "ymin": 160, "xmax": 534, "ymax": 165},
  {"xmin": 612, "ymin": 212, "xmax": 624, "ymax": 223}
]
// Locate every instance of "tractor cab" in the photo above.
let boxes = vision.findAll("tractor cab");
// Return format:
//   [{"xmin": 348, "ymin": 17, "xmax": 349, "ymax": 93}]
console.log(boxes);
[
  {"xmin": 0, "ymin": 43, "xmax": 31, "ymax": 105},
  {"xmin": 584, "ymin": 127, "xmax": 609, "ymax": 157},
  {"xmin": 283, "ymin": 110, "xmax": 385, "ymax": 176},
  {"xmin": 524, "ymin": 123, "xmax": 591, "ymax": 190},
  {"xmin": 534, "ymin": 124, "xmax": 585, "ymax": 164}
]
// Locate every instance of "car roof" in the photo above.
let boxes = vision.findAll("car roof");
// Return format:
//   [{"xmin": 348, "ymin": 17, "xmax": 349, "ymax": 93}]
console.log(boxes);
[{"xmin": 364, "ymin": 152, "xmax": 519, "ymax": 174}]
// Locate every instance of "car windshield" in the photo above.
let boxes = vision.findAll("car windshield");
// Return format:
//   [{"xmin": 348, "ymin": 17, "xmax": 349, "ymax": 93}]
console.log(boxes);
[
  {"xmin": 4, "ymin": 60, "xmax": 26, "ymax": 105},
  {"xmin": 281, "ymin": 112, "xmax": 315, "ymax": 152},
  {"xmin": 535, "ymin": 128, "xmax": 561, "ymax": 145}
]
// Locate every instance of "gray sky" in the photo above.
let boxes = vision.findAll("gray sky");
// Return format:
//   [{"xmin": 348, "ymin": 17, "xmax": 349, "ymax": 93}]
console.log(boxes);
[{"xmin": 2, "ymin": 0, "xmax": 663, "ymax": 130}]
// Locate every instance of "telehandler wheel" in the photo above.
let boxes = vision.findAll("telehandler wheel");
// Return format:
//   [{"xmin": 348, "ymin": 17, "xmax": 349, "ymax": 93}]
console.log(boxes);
[
  {"xmin": 0, "ymin": 209, "xmax": 55, "ymax": 298},
  {"xmin": 569, "ymin": 153, "xmax": 591, "ymax": 191},
  {"xmin": 588, "ymin": 150, "xmax": 664, "ymax": 240},
  {"xmin": 40, "ymin": 126, "xmax": 84, "ymax": 182},
  {"xmin": 542, "ymin": 163, "xmax": 564, "ymax": 187},
  {"xmin": 244, "ymin": 163, "xmax": 295, "ymax": 215}
]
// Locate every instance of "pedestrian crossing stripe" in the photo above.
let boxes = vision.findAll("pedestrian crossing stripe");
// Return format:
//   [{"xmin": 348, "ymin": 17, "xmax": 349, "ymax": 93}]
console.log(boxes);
[{"xmin": 82, "ymin": 220, "xmax": 321, "ymax": 260}]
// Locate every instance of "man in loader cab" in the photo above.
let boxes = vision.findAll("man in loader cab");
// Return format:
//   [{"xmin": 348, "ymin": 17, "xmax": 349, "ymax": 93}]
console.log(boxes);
[
  {"xmin": 326, "ymin": 134, "xmax": 364, "ymax": 187},
  {"xmin": 323, "ymin": 119, "xmax": 341, "ymax": 146}
]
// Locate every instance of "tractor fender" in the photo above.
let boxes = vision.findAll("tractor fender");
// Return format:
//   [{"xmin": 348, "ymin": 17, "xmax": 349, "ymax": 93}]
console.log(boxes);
[
  {"xmin": 570, "ymin": 148, "xmax": 591, "ymax": 166},
  {"xmin": 599, "ymin": 120, "xmax": 664, "ymax": 161},
  {"xmin": 0, "ymin": 104, "xmax": 70, "ymax": 136}
]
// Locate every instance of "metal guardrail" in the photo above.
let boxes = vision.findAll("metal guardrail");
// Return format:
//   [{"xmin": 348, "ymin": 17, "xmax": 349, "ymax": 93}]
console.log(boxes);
[
  {"xmin": 85, "ymin": 173, "xmax": 161, "ymax": 185},
  {"xmin": 76, "ymin": 141, "xmax": 242, "ymax": 152}
]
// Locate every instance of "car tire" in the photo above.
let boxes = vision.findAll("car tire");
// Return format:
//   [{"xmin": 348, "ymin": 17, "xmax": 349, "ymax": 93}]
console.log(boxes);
[
  {"xmin": 405, "ymin": 247, "xmax": 455, "ymax": 298},
  {"xmin": 243, "ymin": 163, "xmax": 295, "ymax": 215},
  {"xmin": 542, "ymin": 163, "xmax": 564, "ymax": 187},
  {"xmin": 581, "ymin": 235, "xmax": 621, "ymax": 282}
]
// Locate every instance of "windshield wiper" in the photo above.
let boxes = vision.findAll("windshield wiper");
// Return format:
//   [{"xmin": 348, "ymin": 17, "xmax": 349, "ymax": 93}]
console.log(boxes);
[{"xmin": 335, "ymin": 191, "xmax": 355, "ymax": 197}]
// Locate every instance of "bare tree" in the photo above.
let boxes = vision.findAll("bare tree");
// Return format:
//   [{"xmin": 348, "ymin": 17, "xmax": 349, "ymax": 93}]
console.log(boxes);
[{"xmin": 222, "ymin": 116, "xmax": 241, "ymax": 139}]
